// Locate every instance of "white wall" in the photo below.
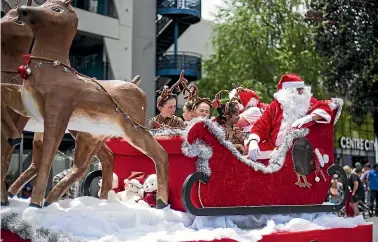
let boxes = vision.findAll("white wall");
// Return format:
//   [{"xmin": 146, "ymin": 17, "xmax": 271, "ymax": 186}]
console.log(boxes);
[
  {"xmin": 167, "ymin": 20, "xmax": 214, "ymax": 108},
  {"xmin": 167, "ymin": 19, "xmax": 214, "ymax": 60},
  {"xmin": 104, "ymin": 0, "xmax": 156, "ymax": 121}
]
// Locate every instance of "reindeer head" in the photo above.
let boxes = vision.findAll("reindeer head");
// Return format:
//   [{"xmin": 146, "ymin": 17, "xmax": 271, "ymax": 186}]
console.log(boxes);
[
  {"xmin": 17, "ymin": 0, "xmax": 77, "ymax": 48},
  {"xmin": 1, "ymin": 0, "xmax": 34, "ymax": 53}
]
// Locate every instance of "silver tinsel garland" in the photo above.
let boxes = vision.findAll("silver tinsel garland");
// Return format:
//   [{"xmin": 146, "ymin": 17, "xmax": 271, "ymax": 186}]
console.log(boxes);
[
  {"xmin": 182, "ymin": 118, "xmax": 309, "ymax": 175},
  {"xmin": 181, "ymin": 98, "xmax": 342, "ymax": 175},
  {"xmin": 149, "ymin": 128, "xmax": 186, "ymax": 137},
  {"xmin": 1, "ymin": 211, "xmax": 87, "ymax": 242}
]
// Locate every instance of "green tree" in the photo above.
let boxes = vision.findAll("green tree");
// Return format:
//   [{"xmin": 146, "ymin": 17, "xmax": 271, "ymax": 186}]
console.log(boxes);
[
  {"xmin": 308, "ymin": 0, "xmax": 378, "ymax": 137},
  {"xmin": 198, "ymin": 0, "xmax": 326, "ymax": 103}
]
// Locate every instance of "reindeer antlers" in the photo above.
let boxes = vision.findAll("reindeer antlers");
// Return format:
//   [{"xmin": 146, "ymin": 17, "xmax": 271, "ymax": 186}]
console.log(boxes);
[
  {"xmin": 212, "ymin": 90, "xmax": 230, "ymax": 108},
  {"xmin": 215, "ymin": 90, "xmax": 230, "ymax": 101},
  {"xmin": 169, "ymin": 70, "xmax": 188, "ymax": 93}
]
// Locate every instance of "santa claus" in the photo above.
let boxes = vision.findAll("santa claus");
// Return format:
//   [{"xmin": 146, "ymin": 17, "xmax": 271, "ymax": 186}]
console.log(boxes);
[
  {"xmin": 246, "ymin": 74, "xmax": 332, "ymax": 160},
  {"xmin": 229, "ymin": 88, "xmax": 266, "ymax": 133}
]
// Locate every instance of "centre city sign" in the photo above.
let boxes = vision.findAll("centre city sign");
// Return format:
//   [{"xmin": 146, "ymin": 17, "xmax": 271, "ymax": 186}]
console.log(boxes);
[{"xmin": 339, "ymin": 137, "xmax": 376, "ymax": 151}]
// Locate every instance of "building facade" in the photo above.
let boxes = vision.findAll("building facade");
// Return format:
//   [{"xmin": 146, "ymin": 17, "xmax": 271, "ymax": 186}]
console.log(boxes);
[{"xmin": 334, "ymin": 107, "xmax": 377, "ymax": 167}]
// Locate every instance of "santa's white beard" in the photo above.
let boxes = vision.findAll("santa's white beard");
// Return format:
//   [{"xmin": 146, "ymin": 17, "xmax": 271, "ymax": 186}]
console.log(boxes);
[{"xmin": 273, "ymin": 86, "xmax": 312, "ymax": 130}]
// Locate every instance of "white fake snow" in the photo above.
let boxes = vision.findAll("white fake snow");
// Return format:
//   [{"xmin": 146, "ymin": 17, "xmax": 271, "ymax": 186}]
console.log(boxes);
[{"xmin": 1, "ymin": 197, "xmax": 369, "ymax": 242}]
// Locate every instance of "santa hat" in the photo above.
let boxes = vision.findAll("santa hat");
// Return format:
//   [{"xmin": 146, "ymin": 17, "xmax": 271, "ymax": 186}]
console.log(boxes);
[
  {"xmin": 238, "ymin": 89, "xmax": 260, "ymax": 109},
  {"xmin": 277, "ymin": 74, "xmax": 304, "ymax": 90},
  {"xmin": 124, "ymin": 171, "xmax": 145, "ymax": 185}
]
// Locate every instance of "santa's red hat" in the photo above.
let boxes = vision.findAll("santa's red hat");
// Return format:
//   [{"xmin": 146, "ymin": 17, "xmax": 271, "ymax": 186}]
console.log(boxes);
[{"xmin": 277, "ymin": 74, "xmax": 304, "ymax": 90}]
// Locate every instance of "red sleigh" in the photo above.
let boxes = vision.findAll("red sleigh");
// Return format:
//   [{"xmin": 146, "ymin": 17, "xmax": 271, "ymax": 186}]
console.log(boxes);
[{"xmin": 83, "ymin": 98, "xmax": 347, "ymax": 216}]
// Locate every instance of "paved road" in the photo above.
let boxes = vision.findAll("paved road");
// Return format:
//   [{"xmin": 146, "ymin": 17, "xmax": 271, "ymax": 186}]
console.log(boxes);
[{"xmin": 366, "ymin": 216, "xmax": 378, "ymax": 241}]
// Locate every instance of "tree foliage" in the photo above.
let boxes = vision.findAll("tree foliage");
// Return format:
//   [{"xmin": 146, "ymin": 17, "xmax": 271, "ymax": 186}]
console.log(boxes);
[
  {"xmin": 308, "ymin": 0, "xmax": 378, "ymax": 134},
  {"xmin": 198, "ymin": 0, "xmax": 326, "ymax": 102}
]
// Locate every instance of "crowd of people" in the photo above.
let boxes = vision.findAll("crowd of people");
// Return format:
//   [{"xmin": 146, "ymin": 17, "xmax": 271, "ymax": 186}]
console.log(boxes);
[{"xmin": 337, "ymin": 163, "xmax": 378, "ymax": 217}]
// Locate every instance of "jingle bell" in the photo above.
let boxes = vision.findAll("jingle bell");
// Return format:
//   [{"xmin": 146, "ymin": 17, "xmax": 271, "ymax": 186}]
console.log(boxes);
[
  {"xmin": 17, "ymin": 65, "xmax": 31, "ymax": 79},
  {"xmin": 17, "ymin": 65, "xmax": 25, "ymax": 74}
]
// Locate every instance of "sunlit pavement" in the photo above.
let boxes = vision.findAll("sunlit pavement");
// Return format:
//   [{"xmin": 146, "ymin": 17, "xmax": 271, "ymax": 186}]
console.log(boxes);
[{"xmin": 365, "ymin": 216, "xmax": 378, "ymax": 241}]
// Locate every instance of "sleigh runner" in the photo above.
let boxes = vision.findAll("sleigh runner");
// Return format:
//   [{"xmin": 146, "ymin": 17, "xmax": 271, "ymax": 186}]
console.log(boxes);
[{"xmin": 83, "ymin": 98, "xmax": 347, "ymax": 216}]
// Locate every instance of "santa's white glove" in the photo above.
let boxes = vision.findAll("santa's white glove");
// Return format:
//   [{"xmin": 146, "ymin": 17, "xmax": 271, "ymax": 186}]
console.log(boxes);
[
  {"xmin": 248, "ymin": 140, "xmax": 260, "ymax": 161},
  {"xmin": 291, "ymin": 115, "xmax": 313, "ymax": 128}
]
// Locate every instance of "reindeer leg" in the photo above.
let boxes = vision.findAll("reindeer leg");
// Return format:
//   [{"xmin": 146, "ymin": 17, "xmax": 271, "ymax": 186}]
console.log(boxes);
[
  {"xmin": 1, "ymin": 114, "xmax": 29, "ymax": 205},
  {"xmin": 121, "ymin": 126, "xmax": 169, "ymax": 208},
  {"xmin": 29, "ymin": 105, "xmax": 72, "ymax": 208},
  {"xmin": 8, "ymin": 132, "xmax": 43, "ymax": 197},
  {"xmin": 96, "ymin": 144, "xmax": 114, "ymax": 199},
  {"xmin": 1, "ymin": 104, "xmax": 22, "ymax": 147},
  {"xmin": 45, "ymin": 132, "xmax": 105, "ymax": 204}
]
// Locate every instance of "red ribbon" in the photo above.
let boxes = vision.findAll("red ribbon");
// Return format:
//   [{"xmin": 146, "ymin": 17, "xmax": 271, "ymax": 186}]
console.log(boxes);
[{"xmin": 22, "ymin": 54, "xmax": 31, "ymax": 66}]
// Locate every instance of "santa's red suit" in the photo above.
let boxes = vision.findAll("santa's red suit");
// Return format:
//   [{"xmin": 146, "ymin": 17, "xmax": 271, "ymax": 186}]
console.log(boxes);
[{"xmin": 247, "ymin": 74, "xmax": 332, "ymax": 160}]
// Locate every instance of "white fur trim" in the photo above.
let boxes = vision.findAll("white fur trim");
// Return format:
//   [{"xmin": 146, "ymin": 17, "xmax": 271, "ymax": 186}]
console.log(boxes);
[
  {"xmin": 182, "ymin": 118, "xmax": 309, "ymax": 175},
  {"xmin": 311, "ymin": 109, "xmax": 331, "ymax": 124},
  {"xmin": 229, "ymin": 89, "xmax": 238, "ymax": 99},
  {"xmin": 282, "ymin": 81, "xmax": 304, "ymax": 89},
  {"xmin": 244, "ymin": 133, "xmax": 261, "ymax": 147},
  {"xmin": 245, "ymin": 98, "xmax": 259, "ymax": 109},
  {"xmin": 327, "ymin": 98, "xmax": 344, "ymax": 125},
  {"xmin": 275, "ymin": 125, "xmax": 288, "ymax": 147},
  {"xmin": 258, "ymin": 150, "xmax": 275, "ymax": 160}
]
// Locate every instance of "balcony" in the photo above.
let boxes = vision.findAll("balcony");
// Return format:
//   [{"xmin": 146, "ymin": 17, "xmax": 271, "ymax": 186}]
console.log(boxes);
[
  {"xmin": 72, "ymin": 0, "xmax": 118, "ymax": 18},
  {"xmin": 156, "ymin": 51, "xmax": 201, "ymax": 81},
  {"xmin": 157, "ymin": 0, "xmax": 201, "ymax": 19}
]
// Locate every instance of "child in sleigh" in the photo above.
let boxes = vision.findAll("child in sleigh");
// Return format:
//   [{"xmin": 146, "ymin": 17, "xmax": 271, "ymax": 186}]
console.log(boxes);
[{"xmin": 212, "ymin": 90, "xmax": 247, "ymax": 155}]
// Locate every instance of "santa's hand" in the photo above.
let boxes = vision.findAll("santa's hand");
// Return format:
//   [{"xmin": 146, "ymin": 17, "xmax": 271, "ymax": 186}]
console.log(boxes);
[
  {"xmin": 248, "ymin": 140, "xmax": 260, "ymax": 161},
  {"xmin": 291, "ymin": 115, "xmax": 312, "ymax": 128}
]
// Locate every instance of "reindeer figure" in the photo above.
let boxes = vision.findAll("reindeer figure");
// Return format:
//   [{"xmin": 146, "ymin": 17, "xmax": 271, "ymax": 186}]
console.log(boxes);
[
  {"xmin": 0, "ymin": 0, "xmax": 113, "ymax": 206},
  {"xmin": 1, "ymin": 0, "xmax": 145, "ymax": 206},
  {"xmin": 0, "ymin": 0, "xmax": 34, "ymax": 206},
  {"xmin": 16, "ymin": 0, "xmax": 168, "ymax": 208}
]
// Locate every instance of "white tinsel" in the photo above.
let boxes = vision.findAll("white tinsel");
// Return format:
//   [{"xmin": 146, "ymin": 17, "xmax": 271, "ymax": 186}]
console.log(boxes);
[
  {"xmin": 328, "ymin": 98, "xmax": 344, "ymax": 125},
  {"xmin": 1, "ymin": 212, "xmax": 87, "ymax": 242},
  {"xmin": 149, "ymin": 128, "xmax": 186, "ymax": 137},
  {"xmin": 182, "ymin": 118, "xmax": 309, "ymax": 174}
]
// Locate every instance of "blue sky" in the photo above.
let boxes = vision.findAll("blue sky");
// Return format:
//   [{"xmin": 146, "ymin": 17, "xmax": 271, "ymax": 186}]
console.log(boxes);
[{"xmin": 202, "ymin": 0, "xmax": 225, "ymax": 21}]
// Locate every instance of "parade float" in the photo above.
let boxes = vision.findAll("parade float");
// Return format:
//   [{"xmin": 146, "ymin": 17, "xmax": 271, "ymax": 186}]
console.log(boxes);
[{"xmin": 0, "ymin": 0, "xmax": 373, "ymax": 242}]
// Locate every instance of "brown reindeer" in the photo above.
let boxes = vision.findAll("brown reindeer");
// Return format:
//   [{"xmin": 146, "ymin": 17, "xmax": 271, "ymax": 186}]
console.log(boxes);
[
  {"xmin": 1, "ymin": 0, "xmax": 141, "ymax": 206},
  {"xmin": 16, "ymin": 0, "xmax": 168, "ymax": 208},
  {"xmin": 1, "ymin": 0, "xmax": 34, "ymax": 206}
]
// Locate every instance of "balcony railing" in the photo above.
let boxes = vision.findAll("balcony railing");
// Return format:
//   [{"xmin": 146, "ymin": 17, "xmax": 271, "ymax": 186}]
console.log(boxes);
[
  {"xmin": 157, "ymin": 0, "xmax": 201, "ymax": 18},
  {"xmin": 72, "ymin": 0, "xmax": 118, "ymax": 18},
  {"xmin": 157, "ymin": 51, "xmax": 202, "ymax": 79}
]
